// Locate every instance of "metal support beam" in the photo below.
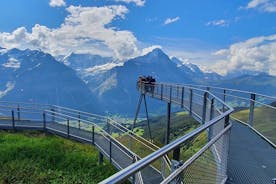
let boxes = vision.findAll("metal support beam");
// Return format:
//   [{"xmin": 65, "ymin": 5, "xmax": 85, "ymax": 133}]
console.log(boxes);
[
  {"xmin": 143, "ymin": 95, "xmax": 152, "ymax": 140},
  {"xmin": 248, "ymin": 93, "xmax": 256, "ymax": 126},
  {"xmin": 165, "ymin": 102, "xmax": 171, "ymax": 144},
  {"xmin": 132, "ymin": 94, "xmax": 143, "ymax": 131}
]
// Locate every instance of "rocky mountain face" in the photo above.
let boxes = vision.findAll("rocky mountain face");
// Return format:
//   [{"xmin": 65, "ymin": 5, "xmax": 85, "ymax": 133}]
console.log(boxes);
[{"xmin": 0, "ymin": 48, "xmax": 101, "ymax": 113}]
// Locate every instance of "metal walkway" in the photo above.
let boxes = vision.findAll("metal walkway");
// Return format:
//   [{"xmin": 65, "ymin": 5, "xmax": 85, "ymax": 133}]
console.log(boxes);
[
  {"xmin": 227, "ymin": 121, "xmax": 276, "ymax": 184},
  {"xmin": 1, "ymin": 82, "xmax": 275, "ymax": 183}
]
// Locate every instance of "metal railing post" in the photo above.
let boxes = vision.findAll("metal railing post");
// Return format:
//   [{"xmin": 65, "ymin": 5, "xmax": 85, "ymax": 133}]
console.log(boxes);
[
  {"xmin": 165, "ymin": 102, "xmax": 171, "ymax": 145},
  {"xmin": 189, "ymin": 89, "xmax": 193, "ymax": 115},
  {"xmin": 169, "ymin": 85, "xmax": 172, "ymax": 103},
  {"xmin": 92, "ymin": 125, "xmax": 95, "ymax": 145},
  {"xmin": 12, "ymin": 110, "xmax": 15, "ymax": 130},
  {"xmin": 202, "ymin": 92, "xmax": 208, "ymax": 124},
  {"xmin": 99, "ymin": 151, "xmax": 103, "ymax": 165},
  {"xmin": 78, "ymin": 112, "xmax": 81, "ymax": 130},
  {"xmin": 109, "ymin": 136, "xmax": 112, "ymax": 163},
  {"xmin": 161, "ymin": 84, "xmax": 164, "ymax": 100},
  {"xmin": 181, "ymin": 87, "xmax": 184, "ymax": 108},
  {"xmin": 67, "ymin": 119, "xmax": 70, "ymax": 137},
  {"xmin": 43, "ymin": 112, "xmax": 46, "ymax": 132},
  {"xmin": 208, "ymin": 98, "xmax": 215, "ymax": 141},
  {"xmin": 223, "ymin": 89, "xmax": 226, "ymax": 112},
  {"xmin": 248, "ymin": 93, "xmax": 256, "ymax": 126},
  {"xmin": 107, "ymin": 118, "xmax": 110, "ymax": 134},
  {"xmin": 17, "ymin": 104, "xmax": 20, "ymax": 121},
  {"xmin": 51, "ymin": 108, "xmax": 55, "ymax": 122}
]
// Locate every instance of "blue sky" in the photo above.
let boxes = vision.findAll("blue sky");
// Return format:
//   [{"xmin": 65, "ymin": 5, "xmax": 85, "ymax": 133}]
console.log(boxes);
[{"xmin": 0, "ymin": 0, "xmax": 275, "ymax": 75}]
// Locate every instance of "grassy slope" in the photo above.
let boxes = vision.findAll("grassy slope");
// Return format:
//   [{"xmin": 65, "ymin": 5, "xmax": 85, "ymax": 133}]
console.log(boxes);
[
  {"xmin": 0, "ymin": 131, "xmax": 117, "ymax": 184},
  {"xmin": 136, "ymin": 112, "xmax": 208, "ymax": 161},
  {"xmin": 233, "ymin": 105, "xmax": 276, "ymax": 144}
]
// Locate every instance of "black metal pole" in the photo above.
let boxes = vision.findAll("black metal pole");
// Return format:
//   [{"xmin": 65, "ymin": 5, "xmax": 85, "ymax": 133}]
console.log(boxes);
[
  {"xmin": 143, "ymin": 95, "xmax": 152, "ymax": 140},
  {"xmin": 132, "ymin": 94, "xmax": 143, "ymax": 131},
  {"xmin": 78, "ymin": 112, "xmax": 81, "ymax": 130},
  {"xmin": 165, "ymin": 102, "xmax": 171, "ymax": 144},
  {"xmin": 43, "ymin": 112, "xmax": 46, "ymax": 132},
  {"xmin": 92, "ymin": 125, "xmax": 95, "ymax": 145},
  {"xmin": 12, "ymin": 110, "xmax": 15, "ymax": 130},
  {"xmin": 67, "ymin": 119, "xmax": 70, "ymax": 137},
  {"xmin": 181, "ymin": 87, "xmax": 184, "ymax": 108}
]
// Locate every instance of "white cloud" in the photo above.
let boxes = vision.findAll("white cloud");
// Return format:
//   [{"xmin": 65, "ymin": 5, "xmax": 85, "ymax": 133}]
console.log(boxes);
[
  {"xmin": 141, "ymin": 45, "xmax": 162, "ymax": 56},
  {"xmin": 49, "ymin": 0, "xmax": 66, "ymax": 7},
  {"xmin": 206, "ymin": 19, "xmax": 229, "ymax": 27},
  {"xmin": 114, "ymin": 0, "xmax": 145, "ymax": 6},
  {"xmin": 0, "ymin": 5, "xmax": 140, "ymax": 60},
  {"xmin": 245, "ymin": 0, "xmax": 276, "ymax": 12},
  {"xmin": 212, "ymin": 34, "xmax": 276, "ymax": 76},
  {"xmin": 164, "ymin": 16, "xmax": 180, "ymax": 25}
]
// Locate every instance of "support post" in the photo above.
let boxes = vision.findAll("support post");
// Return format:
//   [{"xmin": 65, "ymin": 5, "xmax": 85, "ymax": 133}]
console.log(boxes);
[
  {"xmin": 17, "ymin": 104, "xmax": 20, "ymax": 121},
  {"xmin": 51, "ymin": 108, "xmax": 55, "ymax": 122},
  {"xmin": 248, "ymin": 93, "xmax": 256, "ymax": 126},
  {"xmin": 189, "ymin": 89, "xmax": 193, "ymax": 116},
  {"xmin": 12, "ymin": 110, "xmax": 15, "ymax": 130},
  {"xmin": 78, "ymin": 112, "xmax": 81, "ymax": 130},
  {"xmin": 67, "ymin": 119, "xmax": 70, "ymax": 137},
  {"xmin": 107, "ymin": 118, "xmax": 110, "ymax": 134},
  {"xmin": 165, "ymin": 102, "xmax": 171, "ymax": 144},
  {"xmin": 202, "ymin": 92, "xmax": 208, "ymax": 124},
  {"xmin": 225, "ymin": 114, "xmax": 230, "ymax": 128},
  {"xmin": 169, "ymin": 85, "xmax": 172, "ymax": 103},
  {"xmin": 132, "ymin": 94, "xmax": 143, "ymax": 131},
  {"xmin": 208, "ymin": 98, "xmax": 214, "ymax": 141},
  {"xmin": 143, "ymin": 95, "xmax": 152, "ymax": 140},
  {"xmin": 98, "ymin": 151, "xmax": 103, "ymax": 165},
  {"xmin": 173, "ymin": 146, "xmax": 180, "ymax": 161},
  {"xmin": 181, "ymin": 87, "xmax": 184, "ymax": 108},
  {"xmin": 43, "ymin": 112, "xmax": 46, "ymax": 132},
  {"xmin": 223, "ymin": 89, "xmax": 226, "ymax": 112},
  {"xmin": 92, "ymin": 125, "xmax": 95, "ymax": 145}
]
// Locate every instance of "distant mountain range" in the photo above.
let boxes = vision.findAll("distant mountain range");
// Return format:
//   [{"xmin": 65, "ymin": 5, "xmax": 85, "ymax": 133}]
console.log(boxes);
[
  {"xmin": 1, "ymin": 48, "xmax": 275, "ymax": 115},
  {"xmin": 0, "ymin": 48, "xmax": 101, "ymax": 113}
]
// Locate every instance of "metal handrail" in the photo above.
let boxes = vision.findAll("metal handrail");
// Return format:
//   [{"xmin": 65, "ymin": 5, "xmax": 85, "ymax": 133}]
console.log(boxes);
[
  {"xmin": 160, "ymin": 123, "xmax": 232, "ymax": 184},
  {"xmin": 180, "ymin": 83, "xmax": 276, "ymax": 100},
  {"xmin": 99, "ymin": 109, "xmax": 232, "ymax": 184}
]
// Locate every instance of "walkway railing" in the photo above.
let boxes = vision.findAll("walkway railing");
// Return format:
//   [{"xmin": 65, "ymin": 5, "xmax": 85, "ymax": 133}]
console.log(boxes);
[
  {"xmin": 101, "ymin": 82, "xmax": 233, "ymax": 183},
  {"xmin": 181, "ymin": 84, "xmax": 276, "ymax": 147},
  {"xmin": 0, "ymin": 101, "xmax": 169, "ymax": 183}
]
